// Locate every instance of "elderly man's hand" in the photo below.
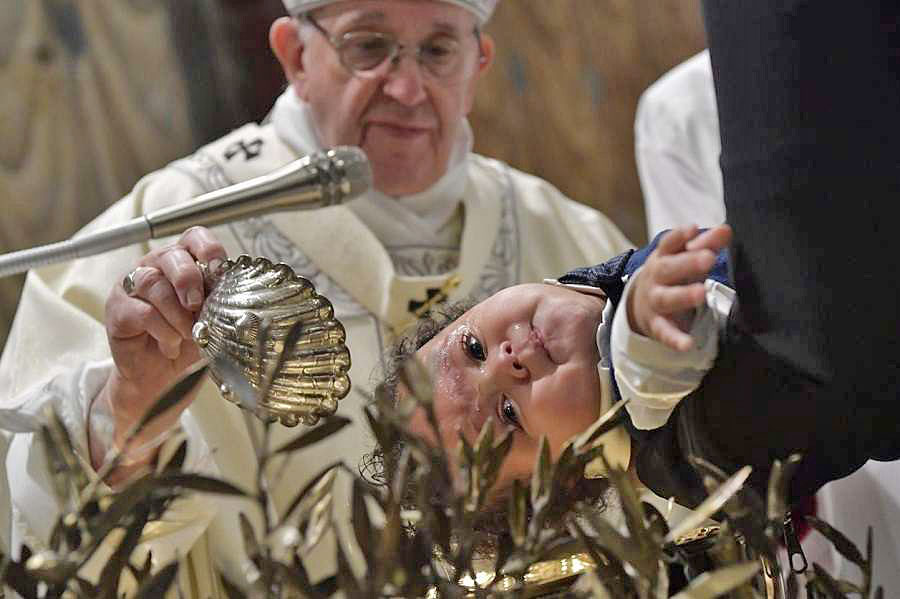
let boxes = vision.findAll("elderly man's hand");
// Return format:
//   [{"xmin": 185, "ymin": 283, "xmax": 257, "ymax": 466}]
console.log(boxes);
[
  {"xmin": 89, "ymin": 227, "xmax": 226, "ymax": 480},
  {"xmin": 628, "ymin": 224, "xmax": 732, "ymax": 351}
]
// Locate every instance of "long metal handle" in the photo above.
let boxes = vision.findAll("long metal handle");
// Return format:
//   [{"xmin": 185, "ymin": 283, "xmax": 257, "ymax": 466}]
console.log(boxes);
[
  {"xmin": 0, "ymin": 219, "xmax": 152, "ymax": 278},
  {"xmin": 145, "ymin": 158, "xmax": 327, "ymax": 239},
  {"xmin": 0, "ymin": 147, "xmax": 371, "ymax": 278}
]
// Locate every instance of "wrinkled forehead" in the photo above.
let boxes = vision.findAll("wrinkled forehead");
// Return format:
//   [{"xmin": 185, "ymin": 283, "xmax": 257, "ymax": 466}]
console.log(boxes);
[{"xmin": 282, "ymin": 0, "xmax": 498, "ymax": 24}]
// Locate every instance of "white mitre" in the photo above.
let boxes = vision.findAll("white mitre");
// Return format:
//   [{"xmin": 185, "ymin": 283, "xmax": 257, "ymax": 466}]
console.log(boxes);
[{"xmin": 282, "ymin": 0, "xmax": 498, "ymax": 24}]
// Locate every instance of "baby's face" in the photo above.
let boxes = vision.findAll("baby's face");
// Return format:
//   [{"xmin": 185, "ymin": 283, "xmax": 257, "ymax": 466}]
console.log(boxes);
[{"xmin": 405, "ymin": 283, "xmax": 606, "ymax": 490}]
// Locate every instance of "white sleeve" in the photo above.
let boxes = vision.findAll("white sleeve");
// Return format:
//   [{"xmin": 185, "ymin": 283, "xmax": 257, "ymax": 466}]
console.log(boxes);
[
  {"xmin": 612, "ymin": 273, "xmax": 733, "ymax": 430},
  {"xmin": 634, "ymin": 50, "xmax": 726, "ymax": 237},
  {"xmin": 635, "ymin": 143, "xmax": 726, "ymax": 237},
  {"xmin": 1, "ymin": 360, "xmax": 215, "ymax": 560},
  {"xmin": 1, "ymin": 360, "xmax": 112, "ymax": 556}
]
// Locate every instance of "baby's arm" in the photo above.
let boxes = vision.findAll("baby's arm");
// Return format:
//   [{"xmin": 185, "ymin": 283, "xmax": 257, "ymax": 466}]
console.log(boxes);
[
  {"xmin": 612, "ymin": 225, "xmax": 733, "ymax": 429},
  {"xmin": 628, "ymin": 225, "xmax": 732, "ymax": 350}
]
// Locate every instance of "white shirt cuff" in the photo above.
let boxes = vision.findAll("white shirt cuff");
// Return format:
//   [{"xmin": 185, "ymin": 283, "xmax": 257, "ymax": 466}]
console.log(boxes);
[{"xmin": 612, "ymin": 271, "xmax": 727, "ymax": 430}]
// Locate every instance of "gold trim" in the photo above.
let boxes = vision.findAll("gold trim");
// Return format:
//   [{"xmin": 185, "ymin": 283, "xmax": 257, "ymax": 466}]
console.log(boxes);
[
  {"xmin": 443, "ymin": 526, "xmax": 729, "ymax": 597},
  {"xmin": 394, "ymin": 273, "xmax": 464, "ymax": 335},
  {"xmin": 672, "ymin": 524, "xmax": 721, "ymax": 546},
  {"xmin": 455, "ymin": 551, "xmax": 597, "ymax": 597}
]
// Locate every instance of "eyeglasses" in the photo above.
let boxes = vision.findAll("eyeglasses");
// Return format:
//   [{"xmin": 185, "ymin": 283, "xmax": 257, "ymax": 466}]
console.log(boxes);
[{"xmin": 304, "ymin": 15, "xmax": 484, "ymax": 84}]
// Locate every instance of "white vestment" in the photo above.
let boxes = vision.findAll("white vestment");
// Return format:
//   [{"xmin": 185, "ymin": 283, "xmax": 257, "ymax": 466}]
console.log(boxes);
[
  {"xmin": 0, "ymin": 89, "xmax": 632, "ymax": 596},
  {"xmin": 635, "ymin": 50, "xmax": 724, "ymax": 237}
]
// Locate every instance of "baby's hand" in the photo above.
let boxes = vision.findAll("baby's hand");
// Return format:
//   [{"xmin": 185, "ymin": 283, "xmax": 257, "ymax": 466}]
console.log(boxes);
[{"xmin": 627, "ymin": 225, "xmax": 733, "ymax": 351}]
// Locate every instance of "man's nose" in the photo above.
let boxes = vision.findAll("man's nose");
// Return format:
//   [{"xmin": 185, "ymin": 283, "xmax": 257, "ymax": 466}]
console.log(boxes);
[
  {"xmin": 492, "ymin": 340, "xmax": 529, "ymax": 381},
  {"xmin": 381, "ymin": 55, "xmax": 428, "ymax": 106}
]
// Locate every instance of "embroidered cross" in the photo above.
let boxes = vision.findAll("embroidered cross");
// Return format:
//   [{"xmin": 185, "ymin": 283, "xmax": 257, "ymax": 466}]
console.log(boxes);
[
  {"xmin": 407, "ymin": 275, "xmax": 462, "ymax": 318},
  {"xmin": 224, "ymin": 138, "xmax": 264, "ymax": 161}
]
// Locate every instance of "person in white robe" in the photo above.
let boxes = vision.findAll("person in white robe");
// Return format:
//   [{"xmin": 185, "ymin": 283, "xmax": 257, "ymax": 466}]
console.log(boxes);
[
  {"xmin": 634, "ymin": 48, "xmax": 900, "ymax": 593},
  {"xmin": 0, "ymin": 0, "xmax": 632, "ymax": 595}
]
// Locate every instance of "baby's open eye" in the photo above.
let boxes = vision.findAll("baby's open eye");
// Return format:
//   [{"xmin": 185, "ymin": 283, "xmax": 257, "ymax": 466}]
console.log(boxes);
[
  {"xmin": 498, "ymin": 395, "xmax": 522, "ymax": 430},
  {"xmin": 460, "ymin": 330, "xmax": 486, "ymax": 361}
]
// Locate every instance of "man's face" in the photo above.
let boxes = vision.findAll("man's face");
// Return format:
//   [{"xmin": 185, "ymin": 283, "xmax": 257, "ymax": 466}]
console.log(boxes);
[
  {"xmin": 294, "ymin": 1, "xmax": 490, "ymax": 196},
  {"xmin": 405, "ymin": 284, "xmax": 606, "ymax": 491}
]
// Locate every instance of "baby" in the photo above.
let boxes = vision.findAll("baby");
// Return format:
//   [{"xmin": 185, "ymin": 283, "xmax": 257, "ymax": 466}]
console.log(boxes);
[{"xmin": 394, "ymin": 225, "xmax": 735, "ymax": 505}]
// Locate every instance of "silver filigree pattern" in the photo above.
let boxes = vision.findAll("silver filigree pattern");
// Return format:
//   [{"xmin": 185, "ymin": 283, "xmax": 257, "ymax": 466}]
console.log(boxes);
[
  {"xmin": 472, "ymin": 164, "xmax": 520, "ymax": 298},
  {"xmin": 171, "ymin": 150, "xmax": 233, "ymax": 193},
  {"xmin": 231, "ymin": 216, "xmax": 368, "ymax": 318}
]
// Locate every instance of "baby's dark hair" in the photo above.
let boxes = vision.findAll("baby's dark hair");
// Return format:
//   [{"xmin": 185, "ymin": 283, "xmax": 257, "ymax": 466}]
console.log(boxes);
[
  {"xmin": 360, "ymin": 299, "xmax": 612, "ymax": 548},
  {"xmin": 360, "ymin": 300, "xmax": 473, "ymax": 487}
]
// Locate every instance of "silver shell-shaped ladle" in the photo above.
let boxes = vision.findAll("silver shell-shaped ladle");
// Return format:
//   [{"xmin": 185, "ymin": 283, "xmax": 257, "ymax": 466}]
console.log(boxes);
[{"xmin": 191, "ymin": 255, "xmax": 351, "ymax": 427}]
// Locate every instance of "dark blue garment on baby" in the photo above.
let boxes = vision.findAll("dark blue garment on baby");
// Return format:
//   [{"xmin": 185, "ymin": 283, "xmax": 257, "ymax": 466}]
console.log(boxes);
[{"xmin": 556, "ymin": 230, "xmax": 731, "ymax": 442}]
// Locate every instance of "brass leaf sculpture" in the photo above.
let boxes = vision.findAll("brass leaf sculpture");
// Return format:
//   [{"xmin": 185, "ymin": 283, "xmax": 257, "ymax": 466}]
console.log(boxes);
[{"xmin": 192, "ymin": 255, "xmax": 351, "ymax": 426}]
